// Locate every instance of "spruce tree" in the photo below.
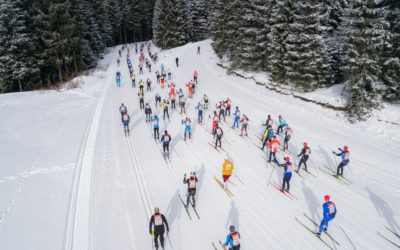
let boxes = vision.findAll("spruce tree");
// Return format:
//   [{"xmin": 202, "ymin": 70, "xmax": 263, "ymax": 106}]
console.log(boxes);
[
  {"xmin": 189, "ymin": 0, "xmax": 210, "ymax": 41},
  {"xmin": 268, "ymin": 0, "xmax": 294, "ymax": 82},
  {"xmin": 153, "ymin": 0, "xmax": 188, "ymax": 49},
  {"xmin": 284, "ymin": 0, "xmax": 328, "ymax": 90},
  {"xmin": 342, "ymin": 0, "xmax": 390, "ymax": 120},
  {"xmin": 0, "ymin": 0, "xmax": 40, "ymax": 92},
  {"xmin": 210, "ymin": 0, "xmax": 231, "ymax": 57}
]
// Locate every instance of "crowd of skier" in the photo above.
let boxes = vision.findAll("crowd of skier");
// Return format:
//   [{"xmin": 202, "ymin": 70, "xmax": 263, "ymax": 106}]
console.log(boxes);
[{"xmin": 114, "ymin": 41, "xmax": 350, "ymax": 250}]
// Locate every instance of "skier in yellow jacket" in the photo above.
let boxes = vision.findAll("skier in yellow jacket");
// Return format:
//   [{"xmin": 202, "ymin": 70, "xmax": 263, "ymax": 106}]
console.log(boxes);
[{"xmin": 222, "ymin": 155, "xmax": 235, "ymax": 184}]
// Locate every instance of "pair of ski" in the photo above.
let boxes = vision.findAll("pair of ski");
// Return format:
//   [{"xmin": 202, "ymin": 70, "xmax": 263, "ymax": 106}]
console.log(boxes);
[
  {"xmin": 270, "ymin": 183, "xmax": 297, "ymax": 200},
  {"xmin": 158, "ymin": 147, "xmax": 171, "ymax": 164},
  {"xmin": 295, "ymin": 213, "xmax": 340, "ymax": 249},
  {"xmin": 208, "ymin": 141, "xmax": 225, "ymax": 153},
  {"xmin": 212, "ymin": 240, "xmax": 225, "ymax": 250},
  {"xmin": 378, "ymin": 226, "xmax": 400, "ymax": 248},
  {"xmin": 124, "ymin": 129, "xmax": 130, "ymax": 136},
  {"xmin": 214, "ymin": 176, "xmax": 233, "ymax": 198},
  {"xmin": 319, "ymin": 165, "xmax": 352, "ymax": 185},
  {"xmin": 178, "ymin": 194, "xmax": 200, "ymax": 220}
]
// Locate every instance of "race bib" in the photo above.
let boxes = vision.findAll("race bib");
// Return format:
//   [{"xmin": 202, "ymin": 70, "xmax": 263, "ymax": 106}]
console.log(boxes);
[{"xmin": 154, "ymin": 214, "xmax": 162, "ymax": 226}]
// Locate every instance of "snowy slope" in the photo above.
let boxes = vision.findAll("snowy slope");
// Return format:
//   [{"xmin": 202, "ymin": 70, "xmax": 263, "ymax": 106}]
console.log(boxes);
[{"xmin": 1, "ymin": 40, "xmax": 400, "ymax": 250}]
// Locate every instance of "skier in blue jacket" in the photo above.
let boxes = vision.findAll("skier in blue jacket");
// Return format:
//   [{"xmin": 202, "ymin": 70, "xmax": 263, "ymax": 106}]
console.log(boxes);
[
  {"xmin": 150, "ymin": 115, "xmax": 160, "ymax": 139},
  {"xmin": 195, "ymin": 102, "xmax": 204, "ymax": 123},
  {"xmin": 116, "ymin": 71, "xmax": 121, "ymax": 87},
  {"xmin": 275, "ymin": 156, "xmax": 293, "ymax": 191},
  {"xmin": 333, "ymin": 146, "xmax": 350, "ymax": 177},
  {"xmin": 318, "ymin": 195, "xmax": 337, "ymax": 236},
  {"xmin": 276, "ymin": 115, "xmax": 288, "ymax": 134},
  {"xmin": 232, "ymin": 107, "xmax": 241, "ymax": 129},
  {"xmin": 223, "ymin": 225, "xmax": 241, "ymax": 250},
  {"xmin": 182, "ymin": 117, "xmax": 192, "ymax": 141}
]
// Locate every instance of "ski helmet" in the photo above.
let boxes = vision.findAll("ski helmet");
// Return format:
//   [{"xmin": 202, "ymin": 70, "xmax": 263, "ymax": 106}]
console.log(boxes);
[
  {"xmin": 285, "ymin": 156, "xmax": 290, "ymax": 161},
  {"xmin": 229, "ymin": 225, "xmax": 235, "ymax": 233},
  {"xmin": 324, "ymin": 195, "xmax": 330, "ymax": 201},
  {"xmin": 186, "ymin": 117, "xmax": 189, "ymax": 121},
  {"xmin": 344, "ymin": 146, "xmax": 349, "ymax": 151},
  {"xmin": 303, "ymin": 142, "xmax": 308, "ymax": 147},
  {"xmin": 279, "ymin": 115, "xmax": 282, "ymax": 118},
  {"xmin": 154, "ymin": 207, "xmax": 160, "ymax": 213}
]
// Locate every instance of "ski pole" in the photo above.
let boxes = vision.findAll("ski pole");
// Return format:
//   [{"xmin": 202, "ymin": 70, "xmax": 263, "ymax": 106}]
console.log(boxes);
[
  {"xmin": 267, "ymin": 162, "xmax": 275, "ymax": 186},
  {"xmin": 167, "ymin": 233, "xmax": 173, "ymax": 250}
]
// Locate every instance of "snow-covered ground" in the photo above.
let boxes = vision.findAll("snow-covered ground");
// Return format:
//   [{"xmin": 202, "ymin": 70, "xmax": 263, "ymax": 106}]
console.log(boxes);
[{"xmin": 0, "ymin": 40, "xmax": 399, "ymax": 250}]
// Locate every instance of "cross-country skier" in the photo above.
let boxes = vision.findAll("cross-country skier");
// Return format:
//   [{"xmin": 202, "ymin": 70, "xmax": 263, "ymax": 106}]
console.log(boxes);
[
  {"xmin": 156, "ymin": 71, "xmax": 161, "ymax": 84},
  {"xmin": 182, "ymin": 117, "xmax": 192, "ymax": 141},
  {"xmin": 203, "ymin": 94, "xmax": 209, "ymax": 110},
  {"xmin": 197, "ymin": 46, "xmax": 200, "ymax": 54},
  {"xmin": 317, "ymin": 195, "xmax": 337, "ymax": 236},
  {"xmin": 167, "ymin": 68, "xmax": 172, "ymax": 80},
  {"xmin": 138, "ymin": 79, "xmax": 145, "ymax": 92},
  {"xmin": 211, "ymin": 111, "xmax": 219, "ymax": 137},
  {"xmin": 150, "ymin": 115, "xmax": 160, "ymax": 139},
  {"xmin": 223, "ymin": 225, "xmax": 241, "ymax": 250},
  {"xmin": 160, "ymin": 130, "xmax": 171, "ymax": 156},
  {"xmin": 195, "ymin": 102, "xmax": 204, "ymax": 123},
  {"xmin": 222, "ymin": 155, "xmax": 234, "ymax": 186},
  {"xmin": 224, "ymin": 98, "xmax": 232, "ymax": 116},
  {"xmin": 119, "ymin": 103, "xmax": 127, "ymax": 116},
  {"xmin": 179, "ymin": 96, "xmax": 186, "ymax": 114},
  {"xmin": 267, "ymin": 135, "xmax": 281, "ymax": 163},
  {"xmin": 297, "ymin": 142, "xmax": 311, "ymax": 173},
  {"xmin": 191, "ymin": 80, "xmax": 196, "ymax": 94},
  {"xmin": 161, "ymin": 64, "xmax": 165, "ymax": 74},
  {"xmin": 160, "ymin": 99, "xmax": 170, "ymax": 120},
  {"xmin": 261, "ymin": 126, "xmax": 274, "ymax": 150},
  {"xmin": 122, "ymin": 112, "xmax": 130, "ymax": 136},
  {"xmin": 275, "ymin": 156, "xmax": 293, "ymax": 191},
  {"xmin": 232, "ymin": 106, "xmax": 240, "ymax": 128},
  {"xmin": 186, "ymin": 81, "xmax": 193, "ymax": 98},
  {"xmin": 193, "ymin": 70, "xmax": 198, "ymax": 84},
  {"xmin": 117, "ymin": 58, "xmax": 120, "ymax": 66},
  {"xmin": 333, "ymin": 146, "xmax": 350, "ymax": 177},
  {"xmin": 138, "ymin": 91, "xmax": 145, "ymax": 110},
  {"xmin": 283, "ymin": 126, "xmax": 292, "ymax": 151},
  {"xmin": 215, "ymin": 125, "xmax": 223, "ymax": 148},
  {"xmin": 139, "ymin": 63, "xmax": 143, "ymax": 74},
  {"xmin": 116, "ymin": 71, "xmax": 121, "ymax": 87},
  {"xmin": 175, "ymin": 57, "xmax": 179, "ymax": 67},
  {"xmin": 149, "ymin": 207, "xmax": 169, "ymax": 250},
  {"xmin": 216, "ymin": 101, "xmax": 226, "ymax": 121},
  {"xmin": 170, "ymin": 94, "xmax": 176, "ymax": 110},
  {"xmin": 155, "ymin": 93, "xmax": 161, "ymax": 107},
  {"xmin": 276, "ymin": 115, "xmax": 288, "ymax": 134},
  {"xmin": 240, "ymin": 114, "xmax": 249, "ymax": 136},
  {"xmin": 183, "ymin": 172, "xmax": 198, "ymax": 208},
  {"xmin": 146, "ymin": 79, "xmax": 151, "ymax": 91},
  {"xmin": 131, "ymin": 73, "xmax": 136, "ymax": 87},
  {"xmin": 262, "ymin": 115, "xmax": 273, "ymax": 136},
  {"xmin": 144, "ymin": 103, "xmax": 152, "ymax": 123}
]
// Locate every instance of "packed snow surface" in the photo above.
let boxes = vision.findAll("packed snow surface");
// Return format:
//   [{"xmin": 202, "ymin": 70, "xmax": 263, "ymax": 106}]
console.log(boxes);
[{"xmin": 0, "ymin": 40, "xmax": 399, "ymax": 250}]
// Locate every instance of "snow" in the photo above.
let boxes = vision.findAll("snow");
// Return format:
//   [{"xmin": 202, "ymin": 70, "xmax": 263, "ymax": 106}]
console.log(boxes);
[{"xmin": 0, "ymin": 40, "xmax": 400, "ymax": 249}]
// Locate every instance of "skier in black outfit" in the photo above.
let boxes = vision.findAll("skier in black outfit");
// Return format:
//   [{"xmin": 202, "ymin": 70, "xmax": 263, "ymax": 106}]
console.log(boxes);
[
  {"xmin": 175, "ymin": 57, "xmax": 179, "ymax": 67},
  {"xmin": 183, "ymin": 172, "xmax": 198, "ymax": 208},
  {"xmin": 138, "ymin": 91, "xmax": 145, "ymax": 110},
  {"xmin": 215, "ymin": 125, "xmax": 223, "ymax": 148},
  {"xmin": 155, "ymin": 93, "xmax": 161, "ymax": 107},
  {"xmin": 144, "ymin": 103, "xmax": 152, "ymax": 122},
  {"xmin": 149, "ymin": 207, "xmax": 169, "ymax": 250},
  {"xmin": 146, "ymin": 79, "xmax": 152, "ymax": 91},
  {"xmin": 160, "ymin": 130, "xmax": 171, "ymax": 155},
  {"xmin": 122, "ymin": 112, "xmax": 130, "ymax": 136},
  {"xmin": 297, "ymin": 142, "xmax": 311, "ymax": 173}
]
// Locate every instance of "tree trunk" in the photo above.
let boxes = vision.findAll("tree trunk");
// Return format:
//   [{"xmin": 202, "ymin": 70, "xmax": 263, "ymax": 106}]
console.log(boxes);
[
  {"xmin": 73, "ymin": 51, "xmax": 78, "ymax": 76},
  {"xmin": 140, "ymin": 23, "xmax": 143, "ymax": 41},
  {"xmin": 47, "ymin": 74, "xmax": 52, "ymax": 88},
  {"xmin": 124, "ymin": 20, "xmax": 127, "ymax": 44},
  {"xmin": 18, "ymin": 77, "xmax": 22, "ymax": 92},
  {"xmin": 58, "ymin": 62, "xmax": 63, "ymax": 83},
  {"xmin": 120, "ymin": 25, "xmax": 123, "ymax": 44},
  {"xmin": 132, "ymin": 30, "xmax": 135, "ymax": 43}
]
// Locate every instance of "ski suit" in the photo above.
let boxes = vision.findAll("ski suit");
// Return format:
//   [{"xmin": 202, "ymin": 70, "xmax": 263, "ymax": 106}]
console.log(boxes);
[
  {"xmin": 149, "ymin": 213, "xmax": 169, "ymax": 250},
  {"xmin": 116, "ymin": 72, "xmax": 121, "ymax": 87},
  {"xmin": 195, "ymin": 104, "xmax": 204, "ymax": 123},
  {"xmin": 283, "ymin": 127, "xmax": 292, "ymax": 150},
  {"xmin": 267, "ymin": 139, "xmax": 281, "ymax": 163},
  {"xmin": 232, "ymin": 109, "xmax": 240, "ymax": 128},
  {"xmin": 319, "ymin": 201, "xmax": 337, "ymax": 235},
  {"xmin": 183, "ymin": 176, "xmax": 198, "ymax": 207},
  {"xmin": 203, "ymin": 96, "xmax": 209, "ymax": 110},
  {"xmin": 131, "ymin": 74, "xmax": 136, "ymax": 87},
  {"xmin": 119, "ymin": 105, "xmax": 127, "ymax": 116},
  {"xmin": 122, "ymin": 113, "xmax": 130, "ymax": 132},
  {"xmin": 261, "ymin": 128, "xmax": 274, "ymax": 150},
  {"xmin": 225, "ymin": 99, "xmax": 232, "ymax": 116},
  {"xmin": 222, "ymin": 159, "xmax": 234, "ymax": 183},
  {"xmin": 182, "ymin": 119, "xmax": 192, "ymax": 140},
  {"xmin": 160, "ymin": 134, "xmax": 171, "ymax": 154},
  {"xmin": 224, "ymin": 231, "xmax": 241, "ymax": 250},
  {"xmin": 215, "ymin": 127, "xmax": 223, "ymax": 148},
  {"xmin": 138, "ymin": 80, "xmax": 145, "ymax": 92},
  {"xmin": 217, "ymin": 103, "xmax": 226, "ymax": 121},
  {"xmin": 160, "ymin": 100, "xmax": 170, "ymax": 120},
  {"xmin": 138, "ymin": 92, "xmax": 144, "ymax": 110},
  {"xmin": 297, "ymin": 146, "xmax": 311, "ymax": 172},
  {"xmin": 334, "ymin": 149, "xmax": 350, "ymax": 176},
  {"xmin": 212, "ymin": 115, "xmax": 219, "ymax": 137},
  {"xmin": 240, "ymin": 116, "xmax": 249, "ymax": 136},
  {"xmin": 193, "ymin": 71, "xmax": 198, "ymax": 84},
  {"xmin": 155, "ymin": 94, "xmax": 161, "ymax": 107},
  {"xmin": 277, "ymin": 117, "xmax": 288, "ymax": 134},
  {"xmin": 144, "ymin": 105, "xmax": 152, "ymax": 122},
  {"xmin": 276, "ymin": 160, "xmax": 293, "ymax": 191},
  {"xmin": 150, "ymin": 116, "xmax": 160, "ymax": 139}
]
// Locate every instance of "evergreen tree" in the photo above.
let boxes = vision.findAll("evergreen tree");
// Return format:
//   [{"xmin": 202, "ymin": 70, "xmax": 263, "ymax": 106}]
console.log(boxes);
[
  {"xmin": 382, "ymin": 0, "xmax": 400, "ymax": 102},
  {"xmin": 0, "ymin": 0, "xmax": 40, "ymax": 92},
  {"xmin": 153, "ymin": 0, "xmax": 188, "ymax": 49},
  {"xmin": 210, "ymin": 0, "xmax": 231, "ymax": 57},
  {"xmin": 189, "ymin": 0, "xmax": 210, "ymax": 41},
  {"xmin": 267, "ymin": 0, "xmax": 294, "ymax": 82},
  {"xmin": 93, "ymin": 0, "xmax": 114, "ymax": 47},
  {"xmin": 284, "ymin": 0, "xmax": 328, "ymax": 90},
  {"xmin": 342, "ymin": 0, "xmax": 390, "ymax": 120}
]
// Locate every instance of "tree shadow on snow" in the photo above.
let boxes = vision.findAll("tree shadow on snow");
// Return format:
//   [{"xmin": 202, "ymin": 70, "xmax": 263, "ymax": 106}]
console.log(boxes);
[
  {"xmin": 166, "ymin": 189, "xmax": 181, "ymax": 228},
  {"xmin": 225, "ymin": 200, "xmax": 240, "ymax": 230},
  {"xmin": 301, "ymin": 180, "xmax": 320, "ymax": 222},
  {"xmin": 366, "ymin": 187, "xmax": 400, "ymax": 234}
]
